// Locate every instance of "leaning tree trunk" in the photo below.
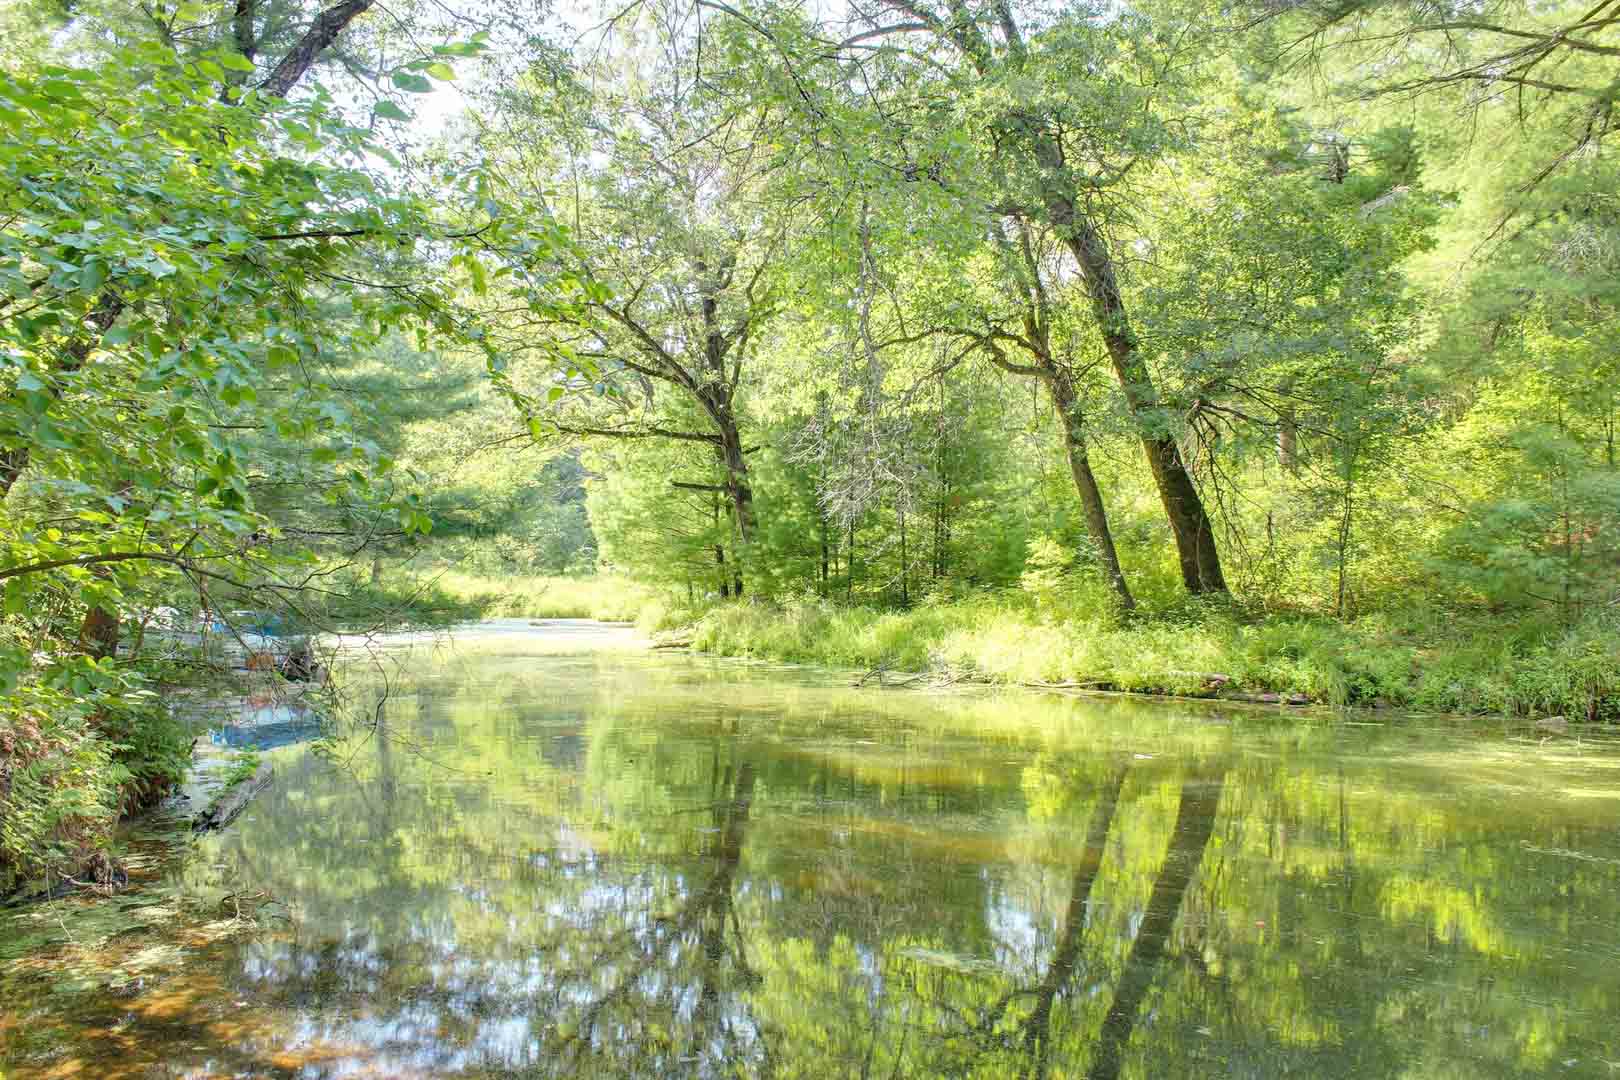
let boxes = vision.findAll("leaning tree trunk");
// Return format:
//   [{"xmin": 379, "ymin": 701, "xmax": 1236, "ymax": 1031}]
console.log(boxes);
[
  {"xmin": 1048, "ymin": 369, "xmax": 1136, "ymax": 612},
  {"xmin": 1032, "ymin": 145, "xmax": 1227, "ymax": 596}
]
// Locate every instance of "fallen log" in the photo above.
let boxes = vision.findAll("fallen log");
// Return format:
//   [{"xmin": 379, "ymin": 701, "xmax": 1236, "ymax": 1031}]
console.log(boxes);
[
  {"xmin": 1218, "ymin": 690, "xmax": 1311, "ymax": 706},
  {"xmin": 853, "ymin": 661, "xmax": 894, "ymax": 687},
  {"xmin": 1167, "ymin": 670, "xmax": 1234, "ymax": 687},
  {"xmin": 650, "ymin": 627, "xmax": 696, "ymax": 649},
  {"xmin": 194, "ymin": 760, "xmax": 274, "ymax": 832},
  {"xmin": 0, "ymin": 861, "xmax": 129, "ymax": 908},
  {"xmin": 1020, "ymin": 678, "xmax": 1114, "ymax": 691}
]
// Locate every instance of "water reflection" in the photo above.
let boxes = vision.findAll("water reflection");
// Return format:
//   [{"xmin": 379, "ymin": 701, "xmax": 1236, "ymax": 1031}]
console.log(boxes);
[
  {"xmin": 210, "ymin": 701, "xmax": 322, "ymax": 750},
  {"xmin": 5, "ymin": 646, "xmax": 1620, "ymax": 1078}
]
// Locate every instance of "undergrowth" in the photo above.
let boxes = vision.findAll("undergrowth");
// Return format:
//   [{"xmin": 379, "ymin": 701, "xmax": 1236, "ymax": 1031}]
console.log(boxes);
[
  {"xmin": 685, "ymin": 588, "xmax": 1619, "ymax": 720},
  {"xmin": 0, "ymin": 653, "xmax": 195, "ymax": 899}
]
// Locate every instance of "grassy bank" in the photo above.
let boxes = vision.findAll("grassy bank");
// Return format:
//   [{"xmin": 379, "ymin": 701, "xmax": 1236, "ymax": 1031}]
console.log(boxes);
[
  {"xmin": 400, "ymin": 569, "xmax": 1618, "ymax": 720},
  {"xmin": 683, "ymin": 592, "xmax": 1619, "ymax": 721},
  {"xmin": 426, "ymin": 571, "xmax": 664, "ymax": 622},
  {"xmin": 297, "ymin": 570, "xmax": 666, "ymax": 630}
]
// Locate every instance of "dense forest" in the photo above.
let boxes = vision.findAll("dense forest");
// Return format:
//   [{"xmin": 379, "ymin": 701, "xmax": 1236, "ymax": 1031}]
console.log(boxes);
[{"xmin": 1, "ymin": 0, "xmax": 1617, "ymax": 892}]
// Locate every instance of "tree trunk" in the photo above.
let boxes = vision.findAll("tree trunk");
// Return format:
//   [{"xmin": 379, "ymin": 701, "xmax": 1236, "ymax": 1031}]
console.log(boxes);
[
  {"xmin": 1048, "ymin": 369, "xmax": 1135, "ymax": 611},
  {"xmin": 258, "ymin": 0, "xmax": 374, "ymax": 97},
  {"xmin": 1277, "ymin": 405, "xmax": 1298, "ymax": 472},
  {"xmin": 934, "ymin": 376, "xmax": 950, "ymax": 579},
  {"xmin": 820, "ymin": 511, "xmax": 830, "ymax": 596},
  {"xmin": 846, "ymin": 518, "xmax": 856, "ymax": 603},
  {"xmin": 1031, "ymin": 142, "xmax": 1227, "ymax": 595},
  {"xmin": 898, "ymin": 496, "xmax": 909, "ymax": 606},
  {"xmin": 1336, "ymin": 445, "xmax": 1356, "ymax": 619},
  {"xmin": 78, "ymin": 602, "xmax": 120, "ymax": 661},
  {"xmin": 707, "ymin": 405, "xmax": 754, "ymax": 599}
]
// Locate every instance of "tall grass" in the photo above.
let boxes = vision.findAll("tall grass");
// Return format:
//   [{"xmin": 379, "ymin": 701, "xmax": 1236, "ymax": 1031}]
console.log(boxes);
[
  {"xmin": 687, "ymin": 590, "xmax": 1619, "ymax": 720},
  {"xmin": 353, "ymin": 564, "xmax": 1617, "ymax": 720},
  {"xmin": 429, "ymin": 571, "xmax": 667, "ymax": 622}
]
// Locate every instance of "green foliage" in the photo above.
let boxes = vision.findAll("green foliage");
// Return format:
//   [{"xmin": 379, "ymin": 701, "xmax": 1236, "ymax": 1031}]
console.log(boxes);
[
  {"xmin": 0, "ymin": 13, "xmax": 571, "ymax": 889},
  {"xmin": 686, "ymin": 593, "xmax": 1618, "ymax": 718},
  {"xmin": 0, "ymin": 40, "xmax": 551, "ymax": 643},
  {"xmin": 429, "ymin": 572, "xmax": 665, "ymax": 622},
  {"xmin": 0, "ymin": 652, "xmax": 191, "ymax": 896},
  {"xmin": 221, "ymin": 748, "xmax": 262, "ymax": 790},
  {"xmin": 0, "ymin": 689, "xmax": 119, "ymax": 897}
]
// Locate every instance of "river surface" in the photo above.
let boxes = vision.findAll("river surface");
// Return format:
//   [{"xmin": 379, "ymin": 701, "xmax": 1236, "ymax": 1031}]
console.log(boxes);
[{"xmin": 4, "ymin": 622, "xmax": 1620, "ymax": 1078}]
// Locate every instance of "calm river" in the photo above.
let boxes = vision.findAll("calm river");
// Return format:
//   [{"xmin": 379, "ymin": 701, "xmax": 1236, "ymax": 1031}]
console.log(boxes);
[{"xmin": 4, "ymin": 622, "xmax": 1620, "ymax": 1077}]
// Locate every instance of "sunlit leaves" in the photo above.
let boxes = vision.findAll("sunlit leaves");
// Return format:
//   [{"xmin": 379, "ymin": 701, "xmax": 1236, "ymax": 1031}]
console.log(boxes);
[
  {"xmin": 391, "ymin": 71, "xmax": 434, "ymax": 93},
  {"xmin": 0, "ymin": 36, "xmax": 575, "ymax": 675},
  {"xmin": 373, "ymin": 100, "xmax": 412, "ymax": 122}
]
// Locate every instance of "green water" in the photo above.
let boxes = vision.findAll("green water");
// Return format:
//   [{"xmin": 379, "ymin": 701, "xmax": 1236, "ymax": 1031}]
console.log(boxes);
[{"xmin": 5, "ymin": 627, "xmax": 1620, "ymax": 1078}]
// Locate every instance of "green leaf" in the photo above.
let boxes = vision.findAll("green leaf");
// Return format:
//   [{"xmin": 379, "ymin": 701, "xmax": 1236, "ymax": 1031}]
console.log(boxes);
[
  {"xmin": 218, "ymin": 51, "xmax": 257, "ymax": 72},
  {"xmin": 80, "ymin": 260, "xmax": 107, "ymax": 294},
  {"xmin": 424, "ymin": 62, "xmax": 456, "ymax": 82},
  {"xmin": 374, "ymin": 100, "xmax": 412, "ymax": 122},
  {"xmin": 391, "ymin": 72, "xmax": 434, "ymax": 94}
]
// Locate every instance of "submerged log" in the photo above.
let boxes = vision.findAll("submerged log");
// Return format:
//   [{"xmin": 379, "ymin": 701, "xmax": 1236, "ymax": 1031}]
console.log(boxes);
[
  {"xmin": 0, "ymin": 856, "xmax": 128, "ymax": 908},
  {"xmin": 193, "ymin": 760, "xmax": 274, "ymax": 832}
]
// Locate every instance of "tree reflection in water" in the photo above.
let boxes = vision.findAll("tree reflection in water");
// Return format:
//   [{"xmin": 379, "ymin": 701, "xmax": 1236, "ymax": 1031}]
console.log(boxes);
[{"xmin": 11, "ymin": 650, "xmax": 1619, "ymax": 1079}]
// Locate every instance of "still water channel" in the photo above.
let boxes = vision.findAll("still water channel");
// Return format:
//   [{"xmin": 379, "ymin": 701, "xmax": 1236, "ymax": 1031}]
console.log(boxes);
[{"xmin": 4, "ymin": 623, "xmax": 1620, "ymax": 1078}]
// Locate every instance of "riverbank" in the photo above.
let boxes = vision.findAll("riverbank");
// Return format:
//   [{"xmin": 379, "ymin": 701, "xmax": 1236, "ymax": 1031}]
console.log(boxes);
[
  {"xmin": 0, "ymin": 648, "xmax": 314, "ymax": 906},
  {"xmin": 397, "ymin": 569, "xmax": 1619, "ymax": 720},
  {"xmin": 673, "ymin": 595, "xmax": 1619, "ymax": 721},
  {"xmin": 330, "ymin": 570, "xmax": 661, "ymax": 627}
]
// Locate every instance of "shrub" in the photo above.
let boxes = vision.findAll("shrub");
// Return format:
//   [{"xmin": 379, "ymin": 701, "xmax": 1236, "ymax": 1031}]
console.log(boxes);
[{"xmin": 0, "ymin": 654, "xmax": 193, "ymax": 897}]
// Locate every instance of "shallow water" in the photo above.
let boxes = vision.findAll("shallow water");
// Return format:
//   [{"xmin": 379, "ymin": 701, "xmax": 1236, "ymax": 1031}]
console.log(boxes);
[{"xmin": 5, "ymin": 626, "xmax": 1620, "ymax": 1078}]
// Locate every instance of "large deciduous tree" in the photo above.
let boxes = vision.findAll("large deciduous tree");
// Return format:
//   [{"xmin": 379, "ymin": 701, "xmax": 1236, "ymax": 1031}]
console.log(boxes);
[
  {"xmin": 826, "ymin": 0, "xmax": 1231, "ymax": 594},
  {"xmin": 490, "ymin": 3, "xmax": 796, "ymax": 596}
]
